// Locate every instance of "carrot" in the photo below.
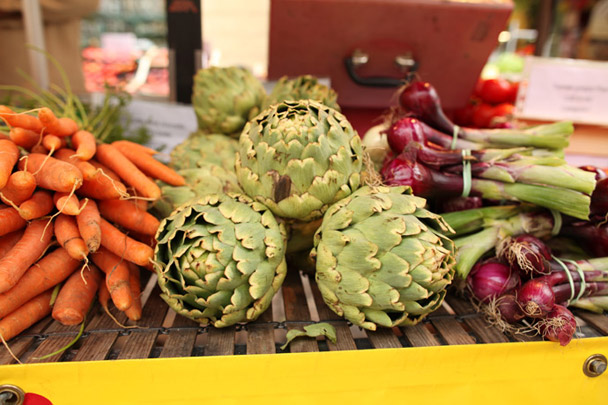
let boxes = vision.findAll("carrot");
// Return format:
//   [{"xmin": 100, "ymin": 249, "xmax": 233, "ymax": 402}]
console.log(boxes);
[
  {"xmin": 124, "ymin": 263, "xmax": 142, "ymax": 321},
  {"xmin": 41, "ymin": 134, "xmax": 66, "ymax": 153},
  {"xmin": 76, "ymin": 160, "xmax": 128, "ymax": 200},
  {"xmin": 53, "ymin": 191, "xmax": 80, "ymax": 216},
  {"xmin": 99, "ymin": 218, "xmax": 154, "ymax": 267},
  {"xmin": 37, "ymin": 107, "xmax": 78, "ymax": 137},
  {"xmin": 112, "ymin": 140, "xmax": 157, "ymax": 155},
  {"xmin": 52, "ymin": 264, "xmax": 102, "ymax": 325},
  {"xmin": 0, "ymin": 139, "xmax": 20, "ymax": 190},
  {"xmin": 55, "ymin": 214, "xmax": 89, "ymax": 261},
  {"xmin": 0, "ymin": 218, "xmax": 54, "ymax": 293},
  {"xmin": 98, "ymin": 199, "xmax": 160, "ymax": 236},
  {"xmin": 0, "ymin": 207, "xmax": 27, "ymax": 236},
  {"xmin": 76, "ymin": 199, "xmax": 101, "ymax": 253},
  {"xmin": 113, "ymin": 141, "xmax": 185, "ymax": 186},
  {"xmin": 91, "ymin": 247, "xmax": 133, "ymax": 311},
  {"xmin": 18, "ymin": 190, "xmax": 54, "ymax": 220},
  {"xmin": 30, "ymin": 144, "xmax": 48, "ymax": 154},
  {"xmin": 0, "ymin": 229, "xmax": 25, "ymax": 259},
  {"xmin": 95, "ymin": 143, "xmax": 161, "ymax": 199},
  {"xmin": 0, "ymin": 171, "xmax": 37, "ymax": 206},
  {"xmin": 0, "ymin": 289, "xmax": 53, "ymax": 342},
  {"xmin": 0, "ymin": 105, "xmax": 42, "ymax": 132},
  {"xmin": 0, "ymin": 247, "xmax": 81, "ymax": 318},
  {"xmin": 71, "ymin": 130, "xmax": 96, "ymax": 160},
  {"xmin": 9, "ymin": 127, "xmax": 41, "ymax": 150},
  {"xmin": 54, "ymin": 148, "xmax": 97, "ymax": 180},
  {"xmin": 18, "ymin": 153, "xmax": 83, "ymax": 192},
  {"xmin": 98, "ymin": 280, "xmax": 111, "ymax": 310}
]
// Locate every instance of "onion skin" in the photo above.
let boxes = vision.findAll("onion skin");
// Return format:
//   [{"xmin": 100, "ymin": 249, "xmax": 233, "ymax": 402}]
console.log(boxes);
[
  {"xmin": 467, "ymin": 260, "xmax": 520, "ymax": 303},
  {"xmin": 539, "ymin": 304, "xmax": 577, "ymax": 346},
  {"xmin": 499, "ymin": 234, "xmax": 553, "ymax": 276},
  {"xmin": 517, "ymin": 279, "xmax": 556, "ymax": 318},
  {"xmin": 399, "ymin": 81, "xmax": 455, "ymax": 135},
  {"xmin": 497, "ymin": 294, "xmax": 526, "ymax": 324}
]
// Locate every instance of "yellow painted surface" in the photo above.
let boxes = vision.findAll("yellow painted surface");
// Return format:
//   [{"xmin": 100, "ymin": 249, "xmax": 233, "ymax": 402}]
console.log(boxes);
[{"xmin": 0, "ymin": 337, "xmax": 606, "ymax": 404}]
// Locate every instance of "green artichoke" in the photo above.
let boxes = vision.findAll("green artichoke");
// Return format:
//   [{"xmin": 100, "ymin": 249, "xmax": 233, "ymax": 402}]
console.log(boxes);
[
  {"xmin": 236, "ymin": 99, "xmax": 363, "ymax": 222},
  {"xmin": 170, "ymin": 132, "xmax": 239, "ymax": 172},
  {"xmin": 154, "ymin": 193, "xmax": 288, "ymax": 327},
  {"xmin": 152, "ymin": 163, "xmax": 242, "ymax": 218},
  {"xmin": 310, "ymin": 186, "xmax": 456, "ymax": 330},
  {"xmin": 263, "ymin": 75, "xmax": 340, "ymax": 111},
  {"xmin": 192, "ymin": 66, "xmax": 266, "ymax": 137}
]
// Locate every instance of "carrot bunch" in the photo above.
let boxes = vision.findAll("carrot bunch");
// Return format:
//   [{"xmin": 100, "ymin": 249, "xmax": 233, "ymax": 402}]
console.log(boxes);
[{"xmin": 0, "ymin": 105, "xmax": 184, "ymax": 342}]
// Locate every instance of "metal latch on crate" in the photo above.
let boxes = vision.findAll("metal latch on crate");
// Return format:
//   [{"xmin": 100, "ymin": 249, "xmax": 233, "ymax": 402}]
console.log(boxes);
[{"xmin": 344, "ymin": 48, "xmax": 418, "ymax": 88}]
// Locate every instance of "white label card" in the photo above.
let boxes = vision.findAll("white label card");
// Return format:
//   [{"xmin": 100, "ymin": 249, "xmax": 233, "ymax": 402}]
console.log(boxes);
[
  {"xmin": 123, "ymin": 99, "xmax": 197, "ymax": 154},
  {"xmin": 516, "ymin": 56, "xmax": 608, "ymax": 126}
]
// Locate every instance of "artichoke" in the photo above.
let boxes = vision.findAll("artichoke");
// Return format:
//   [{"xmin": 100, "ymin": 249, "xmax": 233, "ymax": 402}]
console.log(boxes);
[
  {"xmin": 192, "ymin": 66, "xmax": 266, "ymax": 137},
  {"xmin": 154, "ymin": 193, "xmax": 288, "ymax": 327},
  {"xmin": 236, "ymin": 99, "xmax": 363, "ymax": 222},
  {"xmin": 170, "ymin": 132, "xmax": 239, "ymax": 172},
  {"xmin": 263, "ymin": 75, "xmax": 340, "ymax": 111},
  {"xmin": 152, "ymin": 163, "xmax": 242, "ymax": 218},
  {"xmin": 310, "ymin": 186, "xmax": 456, "ymax": 330}
]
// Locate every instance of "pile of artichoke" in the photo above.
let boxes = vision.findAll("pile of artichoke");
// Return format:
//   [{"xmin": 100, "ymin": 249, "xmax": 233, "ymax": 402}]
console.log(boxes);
[{"xmin": 153, "ymin": 67, "xmax": 456, "ymax": 330}]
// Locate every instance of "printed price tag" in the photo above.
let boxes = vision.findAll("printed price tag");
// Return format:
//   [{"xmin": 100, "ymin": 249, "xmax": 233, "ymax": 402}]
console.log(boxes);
[{"xmin": 516, "ymin": 56, "xmax": 608, "ymax": 126}]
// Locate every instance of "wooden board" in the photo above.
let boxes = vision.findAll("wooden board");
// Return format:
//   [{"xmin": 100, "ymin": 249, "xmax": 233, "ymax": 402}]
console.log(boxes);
[{"xmin": 1, "ymin": 270, "xmax": 607, "ymax": 365}]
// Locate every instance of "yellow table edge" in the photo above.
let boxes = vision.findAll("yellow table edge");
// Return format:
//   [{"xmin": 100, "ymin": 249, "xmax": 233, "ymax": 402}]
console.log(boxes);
[{"xmin": 1, "ymin": 337, "xmax": 606, "ymax": 404}]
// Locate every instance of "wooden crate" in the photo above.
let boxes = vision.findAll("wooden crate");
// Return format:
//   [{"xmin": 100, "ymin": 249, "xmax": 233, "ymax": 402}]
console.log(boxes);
[{"xmin": 2, "ymin": 268, "xmax": 607, "ymax": 365}]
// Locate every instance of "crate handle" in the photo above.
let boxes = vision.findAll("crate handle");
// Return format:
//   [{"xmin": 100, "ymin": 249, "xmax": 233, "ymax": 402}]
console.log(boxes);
[{"xmin": 344, "ymin": 49, "xmax": 417, "ymax": 88}]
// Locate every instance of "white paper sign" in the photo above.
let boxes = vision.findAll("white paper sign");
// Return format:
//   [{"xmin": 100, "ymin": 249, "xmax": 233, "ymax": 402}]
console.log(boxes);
[
  {"xmin": 124, "ymin": 99, "xmax": 197, "ymax": 153},
  {"xmin": 516, "ymin": 56, "xmax": 608, "ymax": 126}
]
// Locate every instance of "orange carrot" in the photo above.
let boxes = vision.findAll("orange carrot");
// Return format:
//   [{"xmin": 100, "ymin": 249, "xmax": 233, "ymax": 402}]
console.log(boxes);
[
  {"xmin": 124, "ymin": 263, "xmax": 142, "ymax": 321},
  {"xmin": 71, "ymin": 130, "xmax": 96, "ymax": 160},
  {"xmin": 9, "ymin": 127, "xmax": 41, "ymax": 150},
  {"xmin": 37, "ymin": 107, "xmax": 78, "ymax": 137},
  {"xmin": 0, "ymin": 247, "xmax": 81, "ymax": 318},
  {"xmin": 91, "ymin": 247, "xmax": 133, "ymax": 311},
  {"xmin": 0, "ymin": 229, "xmax": 25, "ymax": 259},
  {"xmin": 76, "ymin": 199, "xmax": 101, "ymax": 253},
  {"xmin": 0, "ymin": 139, "xmax": 20, "ymax": 190},
  {"xmin": 0, "ymin": 171, "xmax": 37, "ymax": 206},
  {"xmin": 0, "ymin": 289, "xmax": 53, "ymax": 342},
  {"xmin": 18, "ymin": 190, "xmax": 54, "ymax": 220},
  {"xmin": 54, "ymin": 148, "xmax": 97, "ymax": 181},
  {"xmin": 98, "ymin": 279, "xmax": 111, "ymax": 310},
  {"xmin": 0, "ymin": 106, "xmax": 42, "ymax": 132},
  {"xmin": 18, "ymin": 153, "xmax": 83, "ymax": 192},
  {"xmin": 55, "ymin": 214, "xmax": 89, "ymax": 261},
  {"xmin": 95, "ymin": 143, "xmax": 161, "ymax": 199},
  {"xmin": 0, "ymin": 207, "xmax": 27, "ymax": 236},
  {"xmin": 113, "ymin": 141, "xmax": 185, "ymax": 186},
  {"xmin": 52, "ymin": 264, "xmax": 102, "ymax": 325},
  {"xmin": 0, "ymin": 218, "xmax": 54, "ymax": 293},
  {"xmin": 30, "ymin": 144, "xmax": 48, "ymax": 154},
  {"xmin": 98, "ymin": 199, "xmax": 160, "ymax": 236},
  {"xmin": 76, "ymin": 160, "xmax": 128, "ymax": 200},
  {"xmin": 41, "ymin": 134, "xmax": 66, "ymax": 152},
  {"xmin": 112, "ymin": 140, "xmax": 157, "ymax": 155},
  {"xmin": 99, "ymin": 218, "xmax": 154, "ymax": 267},
  {"xmin": 53, "ymin": 192, "xmax": 80, "ymax": 216}
]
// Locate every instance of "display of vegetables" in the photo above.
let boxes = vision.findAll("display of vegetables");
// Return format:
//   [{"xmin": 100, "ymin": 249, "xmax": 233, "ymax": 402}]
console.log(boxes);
[
  {"xmin": 1, "ymin": 66, "xmax": 606, "ymax": 352},
  {"xmin": 0, "ymin": 104, "xmax": 184, "ymax": 343}
]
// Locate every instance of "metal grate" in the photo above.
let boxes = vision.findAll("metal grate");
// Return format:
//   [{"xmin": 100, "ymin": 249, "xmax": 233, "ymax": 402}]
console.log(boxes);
[{"xmin": 1, "ymin": 269, "xmax": 607, "ymax": 365}]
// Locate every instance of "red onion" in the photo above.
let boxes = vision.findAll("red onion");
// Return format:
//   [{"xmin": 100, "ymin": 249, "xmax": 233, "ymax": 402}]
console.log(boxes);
[
  {"xmin": 440, "ymin": 196, "xmax": 483, "ymax": 213},
  {"xmin": 498, "ymin": 234, "xmax": 552, "ymax": 276},
  {"xmin": 467, "ymin": 260, "xmax": 520, "ymax": 303},
  {"xmin": 399, "ymin": 81, "xmax": 455, "ymax": 135},
  {"xmin": 496, "ymin": 294, "xmax": 526, "ymax": 324},
  {"xmin": 385, "ymin": 117, "xmax": 426, "ymax": 154},
  {"xmin": 517, "ymin": 279, "xmax": 556, "ymax": 318},
  {"xmin": 590, "ymin": 178, "xmax": 608, "ymax": 216},
  {"xmin": 538, "ymin": 304, "xmax": 577, "ymax": 346}
]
